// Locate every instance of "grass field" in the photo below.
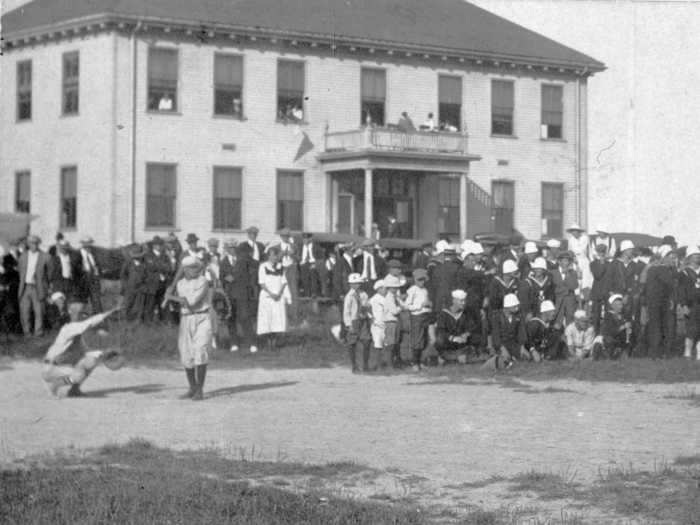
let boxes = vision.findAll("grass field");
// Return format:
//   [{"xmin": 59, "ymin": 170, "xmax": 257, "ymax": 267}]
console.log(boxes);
[{"xmin": 3, "ymin": 439, "xmax": 699, "ymax": 524}]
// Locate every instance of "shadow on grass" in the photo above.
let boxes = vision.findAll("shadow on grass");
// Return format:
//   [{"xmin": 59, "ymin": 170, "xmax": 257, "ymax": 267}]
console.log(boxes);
[
  {"xmin": 81, "ymin": 383, "xmax": 169, "ymax": 398},
  {"xmin": 205, "ymin": 381, "xmax": 298, "ymax": 399}
]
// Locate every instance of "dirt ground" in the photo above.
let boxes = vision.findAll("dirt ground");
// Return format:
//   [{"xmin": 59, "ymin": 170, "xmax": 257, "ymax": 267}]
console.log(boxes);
[{"xmin": 1, "ymin": 356, "xmax": 698, "ymax": 522}]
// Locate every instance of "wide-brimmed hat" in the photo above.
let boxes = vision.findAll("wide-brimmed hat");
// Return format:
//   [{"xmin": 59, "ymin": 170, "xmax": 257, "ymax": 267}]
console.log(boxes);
[
  {"xmin": 451, "ymin": 289, "xmax": 467, "ymax": 300},
  {"xmin": 80, "ymin": 235, "xmax": 94, "ymax": 245},
  {"xmin": 347, "ymin": 273, "xmax": 364, "ymax": 284},
  {"xmin": 245, "ymin": 226, "xmax": 259, "ymax": 234},
  {"xmin": 557, "ymin": 250, "xmax": 574, "ymax": 260},
  {"xmin": 383, "ymin": 274, "xmax": 402, "ymax": 288},
  {"xmin": 373, "ymin": 279, "xmax": 386, "ymax": 290},
  {"xmin": 503, "ymin": 293, "xmax": 519, "ymax": 309},
  {"xmin": 566, "ymin": 223, "xmax": 584, "ymax": 232},
  {"xmin": 546, "ymin": 239, "xmax": 561, "ymax": 249},
  {"xmin": 129, "ymin": 245, "xmax": 146, "ymax": 258},
  {"xmin": 181, "ymin": 255, "xmax": 203, "ymax": 269},
  {"xmin": 207, "ymin": 237, "xmax": 219, "ymax": 246},
  {"xmin": 27, "ymin": 235, "xmax": 41, "ymax": 245},
  {"xmin": 185, "ymin": 233, "xmax": 199, "ymax": 244},
  {"xmin": 387, "ymin": 259, "xmax": 402, "ymax": 269},
  {"xmin": 412, "ymin": 268, "xmax": 428, "ymax": 281}
]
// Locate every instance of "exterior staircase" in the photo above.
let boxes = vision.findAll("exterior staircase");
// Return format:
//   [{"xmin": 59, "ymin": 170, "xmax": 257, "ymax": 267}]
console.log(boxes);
[{"xmin": 466, "ymin": 177, "xmax": 493, "ymax": 237}]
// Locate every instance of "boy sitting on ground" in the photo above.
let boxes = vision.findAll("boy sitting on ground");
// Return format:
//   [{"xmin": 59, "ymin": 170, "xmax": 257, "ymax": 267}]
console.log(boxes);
[
  {"xmin": 435, "ymin": 289, "xmax": 481, "ymax": 365},
  {"xmin": 564, "ymin": 310, "xmax": 595, "ymax": 359},
  {"xmin": 525, "ymin": 300, "xmax": 564, "ymax": 361},
  {"xmin": 593, "ymin": 294, "xmax": 632, "ymax": 360}
]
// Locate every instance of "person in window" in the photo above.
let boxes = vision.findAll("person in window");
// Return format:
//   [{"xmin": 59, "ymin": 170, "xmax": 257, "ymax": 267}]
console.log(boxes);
[
  {"xmin": 291, "ymin": 105, "xmax": 303, "ymax": 122},
  {"xmin": 421, "ymin": 112, "xmax": 436, "ymax": 131},
  {"xmin": 232, "ymin": 98, "xmax": 242, "ymax": 117},
  {"xmin": 440, "ymin": 121, "xmax": 458, "ymax": 133},
  {"xmin": 158, "ymin": 93, "xmax": 174, "ymax": 111},
  {"xmin": 256, "ymin": 246, "xmax": 290, "ymax": 352},
  {"xmin": 397, "ymin": 111, "xmax": 416, "ymax": 133}
]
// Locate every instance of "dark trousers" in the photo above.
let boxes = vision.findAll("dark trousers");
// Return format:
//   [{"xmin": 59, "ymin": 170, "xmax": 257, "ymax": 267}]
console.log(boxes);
[
  {"xmin": 299, "ymin": 264, "xmax": 321, "ymax": 297},
  {"xmin": 125, "ymin": 291, "xmax": 148, "ymax": 322},
  {"xmin": 647, "ymin": 302, "xmax": 676, "ymax": 358},
  {"xmin": 227, "ymin": 297, "xmax": 255, "ymax": 348},
  {"xmin": 410, "ymin": 313, "xmax": 431, "ymax": 364},
  {"xmin": 590, "ymin": 298, "xmax": 606, "ymax": 333},
  {"xmin": 85, "ymin": 276, "xmax": 102, "ymax": 313}
]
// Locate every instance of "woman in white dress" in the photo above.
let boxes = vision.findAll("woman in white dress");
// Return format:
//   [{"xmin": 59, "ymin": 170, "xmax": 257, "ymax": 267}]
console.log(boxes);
[
  {"xmin": 566, "ymin": 224, "xmax": 593, "ymax": 300},
  {"xmin": 256, "ymin": 246, "xmax": 291, "ymax": 351}
]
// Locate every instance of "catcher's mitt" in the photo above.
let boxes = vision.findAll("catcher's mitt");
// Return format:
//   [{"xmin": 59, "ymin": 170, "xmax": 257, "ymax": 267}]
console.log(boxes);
[
  {"xmin": 82, "ymin": 328, "xmax": 125, "ymax": 371},
  {"xmin": 103, "ymin": 349, "xmax": 126, "ymax": 371}
]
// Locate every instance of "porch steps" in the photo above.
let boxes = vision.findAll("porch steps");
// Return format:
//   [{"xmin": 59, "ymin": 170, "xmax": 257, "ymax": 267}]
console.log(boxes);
[{"xmin": 466, "ymin": 177, "xmax": 494, "ymax": 236}]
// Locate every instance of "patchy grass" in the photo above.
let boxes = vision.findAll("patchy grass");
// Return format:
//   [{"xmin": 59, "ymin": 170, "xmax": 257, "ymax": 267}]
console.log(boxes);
[
  {"xmin": 665, "ymin": 386, "xmax": 700, "ymax": 407},
  {"xmin": 0, "ymin": 439, "xmax": 425, "ymax": 525},
  {"xmin": 445, "ymin": 474, "xmax": 507, "ymax": 490},
  {"xmin": 508, "ymin": 468, "xmax": 581, "ymax": 501},
  {"xmin": 674, "ymin": 454, "xmax": 700, "ymax": 467}
]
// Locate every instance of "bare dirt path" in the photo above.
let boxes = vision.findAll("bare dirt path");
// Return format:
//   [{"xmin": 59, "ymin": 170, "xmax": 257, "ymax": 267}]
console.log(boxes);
[{"xmin": 1, "ymin": 357, "xmax": 698, "ymax": 521}]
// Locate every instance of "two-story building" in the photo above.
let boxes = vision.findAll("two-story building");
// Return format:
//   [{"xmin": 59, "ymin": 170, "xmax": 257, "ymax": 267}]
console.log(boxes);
[{"xmin": 0, "ymin": 0, "xmax": 604, "ymax": 246}]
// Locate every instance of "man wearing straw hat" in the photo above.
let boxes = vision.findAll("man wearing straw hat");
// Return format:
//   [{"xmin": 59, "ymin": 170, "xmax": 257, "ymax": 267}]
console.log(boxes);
[{"xmin": 42, "ymin": 304, "xmax": 122, "ymax": 398}]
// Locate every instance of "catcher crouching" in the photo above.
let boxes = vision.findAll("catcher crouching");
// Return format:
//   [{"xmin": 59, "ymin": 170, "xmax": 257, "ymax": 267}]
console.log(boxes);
[{"xmin": 42, "ymin": 304, "xmax": 123, "ymax": 398}]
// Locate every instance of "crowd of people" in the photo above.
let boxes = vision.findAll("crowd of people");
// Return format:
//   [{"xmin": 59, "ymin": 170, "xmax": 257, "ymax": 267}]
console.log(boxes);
[{"xmin": 2, "ymin": 223, "xmax": 699, "ymax": 384}]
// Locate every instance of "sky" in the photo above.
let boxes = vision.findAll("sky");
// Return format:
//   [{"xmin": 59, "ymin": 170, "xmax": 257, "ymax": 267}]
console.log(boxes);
[{"xmin": 3, "ymin": 0, "xmax": 699, "ymax": 243}]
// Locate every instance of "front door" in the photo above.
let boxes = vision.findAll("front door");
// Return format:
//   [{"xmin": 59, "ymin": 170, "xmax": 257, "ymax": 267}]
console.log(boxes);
[{"xmin": 374, "ymin": 197, "xmax": 412, "ymax": 238}]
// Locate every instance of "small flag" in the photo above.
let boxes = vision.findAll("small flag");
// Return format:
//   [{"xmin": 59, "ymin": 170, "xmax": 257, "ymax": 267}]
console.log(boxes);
[{"xmin": 294, "ymin": 132, "xmax": 314, "ymax": 162}]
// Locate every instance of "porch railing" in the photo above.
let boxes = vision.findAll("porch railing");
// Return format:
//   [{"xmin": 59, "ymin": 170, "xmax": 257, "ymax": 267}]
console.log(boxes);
[{"xmin": 324, "ymin": 127, "xmax": 469, "ymax": 155}]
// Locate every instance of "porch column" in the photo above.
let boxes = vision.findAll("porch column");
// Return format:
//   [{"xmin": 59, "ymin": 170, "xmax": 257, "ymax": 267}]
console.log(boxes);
[
  {"xmin": 364, "ymin": 168, "xmax": 373, "ymax": 238},
  {"xmin": 459, "ymin": 170, "xmax": 469, "ymax": 240}
]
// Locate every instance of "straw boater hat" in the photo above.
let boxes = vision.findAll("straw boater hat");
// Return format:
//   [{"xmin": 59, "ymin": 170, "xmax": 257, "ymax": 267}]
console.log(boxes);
[
  {"xmin": 566, "ymin": 223, "xmax": 584, "ymax": 233},
  {"xmin": 373, "ymin": 279, "xmax": 386, "ymax": 290},
  {"xmin": 181, "ymin": 255, "xmax": 203, "ymax": 269},
  {"xmin": 80, "ymin": 235, "xmax": 94, "ymax": 245}
]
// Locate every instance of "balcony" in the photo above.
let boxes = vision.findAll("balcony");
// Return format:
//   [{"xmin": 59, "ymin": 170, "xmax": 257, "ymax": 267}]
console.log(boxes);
[{"xmin": 324, "ymin": 127, "xmax": 469, "ymax": 155}]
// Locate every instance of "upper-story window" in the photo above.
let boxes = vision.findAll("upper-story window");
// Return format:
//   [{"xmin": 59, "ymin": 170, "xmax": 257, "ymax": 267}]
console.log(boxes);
[
  {"xmin": 438, "ymin": 75, "xmax": 462, "ymax": 132},
  {"xmin": 15, "ymin": 171, "xmax": 31, "ymax": 213},
  {"xmin": 16, "ymin": 60, "xmax": 32, "ymax": 121},
  {"xmin": 214, "ymin": 53, "xmax": 243, "ymax": 118},
  {"xmin": 491, "ymin": 79, "xmax": 514, "ymax": 136},
  {"xmin": 541, "ymin": 84, "xmax": 563, "ymax": 139},
  {"xmin": 277, "ymin": 60, "xmax": 305, "ymax": 123},
  {"xmin": 148, "ymin": 48, "xmax": 178, "ymax": 112},
  {"xmin": 60, "ymin": 166, "xmax": 78, "ymax": 230},
  {"xmin": 361, "ymin": 67, "xmax": 386, "ymax": 126},
  {"xmin": 62, "ymin": 51, "xmax": 80, "ymax": 115}
]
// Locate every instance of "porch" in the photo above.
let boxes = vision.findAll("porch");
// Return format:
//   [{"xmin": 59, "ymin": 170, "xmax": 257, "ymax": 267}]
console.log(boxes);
[{"xmin": 319, "ymin": 127, "xmax": 489, "ymax": 240}]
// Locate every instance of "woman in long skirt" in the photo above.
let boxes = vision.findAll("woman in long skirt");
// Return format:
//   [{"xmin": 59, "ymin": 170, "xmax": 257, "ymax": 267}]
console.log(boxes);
[{"xmin": 256, "ymin": 246, "xmax": 290, "ymax": 351}]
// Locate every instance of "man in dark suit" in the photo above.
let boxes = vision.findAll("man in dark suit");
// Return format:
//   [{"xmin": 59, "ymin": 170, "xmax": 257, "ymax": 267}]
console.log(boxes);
[
  {"xmin": 120, "ymin": 245, "xmax": 148, "ymax": 322},
  {"xmin": 50, "ymin": 240, "xmax": 85, "ymax": 305},
  {"xmin": 78, "ymin": 236, "xmax": 102, "ymax": 313},
  {"xmin": 332, "ymin": 243, "xmax": 355, "ymax": 301},
  {"xmin": 144, "ymin": 237, "xmax": 171, "ymax": 323},
  {"xmin": 242, "ymin": 226, "xmax": 266, "ymax": 268},
  {"xmin": 411, "ymin": 243, "xmax": 433, "ymax": 270},
  {"xmin": 18, "ymin": 235, "xmax": 51, "ymax": 336},
  {"xmin": 220, "ymin": 240, "xmax": 257, "ymax": 352},
  {"xmin": 299, "ymin": 233, "xmax": 325, "ymax": 298}
]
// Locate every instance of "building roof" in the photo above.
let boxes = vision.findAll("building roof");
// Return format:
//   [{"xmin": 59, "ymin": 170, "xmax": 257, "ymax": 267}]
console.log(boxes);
[{"xmin": 1, "ymin": 0, "xmax": 604, "ymax": 72}]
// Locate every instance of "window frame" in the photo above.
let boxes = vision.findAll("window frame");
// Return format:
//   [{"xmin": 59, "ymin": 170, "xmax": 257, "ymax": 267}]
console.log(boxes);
[
  {"xmin": 15, "ymin": 170, "xmax": 31, "ymax": 214},
  {"xmin": 541, "ymin": 182, "xmax": 564, "ymax": 238},
  {"xmin": 276, "ymin": 59, "xmax": 306, "ymax": 123},
  {"xmin": 145, "ymin": 163, "xmax": 178, "ymax": 229},
  {"xmin": 490, "ymin": 78, "xmax": 515, "ymax": 137},
  {"xmin": 541, "ymin": 83, "xmax": 564, "ymax": 140},
  {"xmin": 147, "ymin": 47, "xmax": 179, "ymax": 113},
  {"xmin": 16, "ymin": 59, "xmax": 32, "ymax": 122},
  {"xmin": 276, "ymin": 170, "xmax": 304, "ymax": 231},
  {"xmin": 437, "ymin": 175, "xmax": 460, "ymax": 237},
  {"xmin": 213, "ymin": 52, "xmax": 244, "ymax": 119},
  {"xmin": 360, "ymin": 67, "xmax": 387, "ymax": 126},
  {"xmin": 491, "ymin": 180, "xmax": 515, "ymax": 235},
  {"xmin": 212, "ymin": 166, "xmax": 243, "ymax": 231},
  {"xmin": 437, "ymin": 74, "xmax": 462, "ymax": 132},
  {"xmin": 62, "ymin": 51, "xmax": 80, "ymax": 116},
  {"xmin": 59, "ymin": 166, "xmax": 78, "ymax": 231}
]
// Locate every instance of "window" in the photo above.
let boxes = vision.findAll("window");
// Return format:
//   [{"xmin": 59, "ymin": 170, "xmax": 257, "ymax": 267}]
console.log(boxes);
[
  {"xmin": 277, "ymin": 171, "xmax": 303, "ymax": 231},
  {"xmin": 214, "ymin": 54, "xmax": 243, "ymax": 117},
  {"xmin": 17, "ymin": 60, "xmax": 32, "ymax": 121},
  {"xmin": 542, "ymin": 183, "xmax": 564, "ymax": 238},
  {"xmin": 438, "ymin": 176, "xmax": 460, "ymax": 237},
  {"xmin": 60, "ymin": 167, "xmax": 77, "ymax": 230},
  {"xmin": 62, "ymin": 51, "xmax": 79, "ymax": 115},
  {"xmin": 213, "ymin": 167, "xmax": 242, "ymax": 230},
  {"xmin": 146, "ymin": 164, "xmax": 177, "ymax": 227},
  {"xmin": 491, "ymin": 180, "xmax": 514, "ymax": 235},
  {"xmin": 148, "ymin": 48, "xmax": 178, "ymax": 112},
  {"xmin": 438, "ymin": 76, "xmax": 462, "ymax": 132},
  {"xmin": 15, "ymin": 171, "xmax": 31, "ymax": 213},
  {"xmin": 541, "ymin": 84, "xmax": 563, "ymax": 139},
  {"xmin": 361, "ymin": 68, "xmax": 386, "ymax": 126},
  {"xmin": 277, "ymin": 60, "xmax": 305, "ymax": 122},
  {"xmin": 491, "ymin": 79, "xmax": 514, "ymax": 136}
]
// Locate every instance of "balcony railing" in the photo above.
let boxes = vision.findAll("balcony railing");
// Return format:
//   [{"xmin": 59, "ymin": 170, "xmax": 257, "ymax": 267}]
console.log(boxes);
[{"xmin": 324, "ymin": 127, "xmax": 469, "ymax": 155}]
